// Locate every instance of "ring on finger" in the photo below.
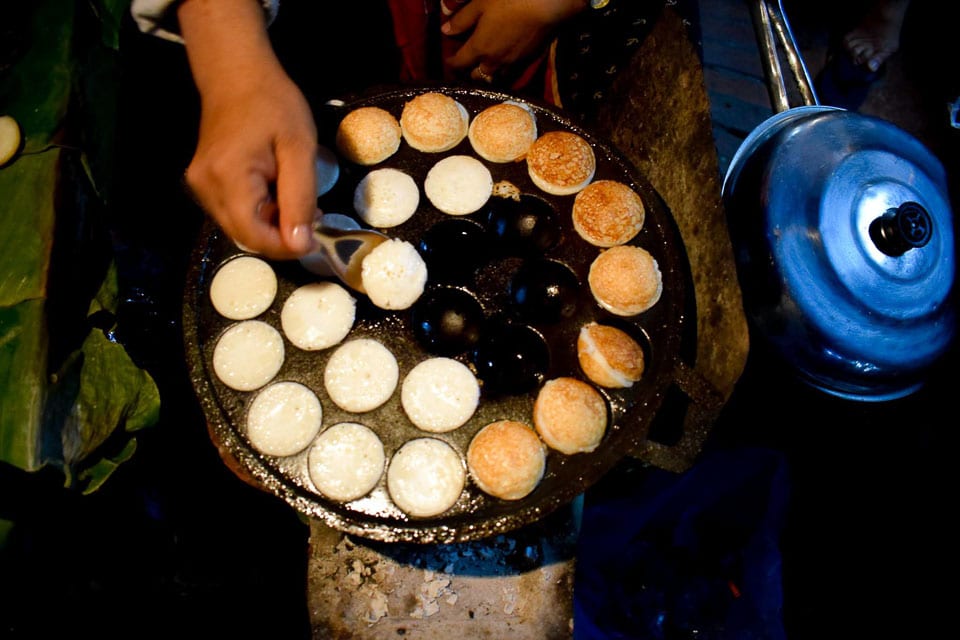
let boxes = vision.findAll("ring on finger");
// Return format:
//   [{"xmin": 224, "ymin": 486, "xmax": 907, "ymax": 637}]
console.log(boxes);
[{"xmin": 474, "ymin": 66, "xmax": 494, "ymax": 84}]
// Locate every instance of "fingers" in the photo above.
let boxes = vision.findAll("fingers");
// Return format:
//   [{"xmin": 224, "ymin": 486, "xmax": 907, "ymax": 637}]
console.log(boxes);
[
  {"xmin": 184, "ymin": 106, "xmax": 319, "ymax": 259},
  {"xmin": 275, "ymin": 139, "xmax": 318, "ymax": 255},
  {"xmin": 445, "ymin": 27, "xmax": 500, "ymax": 83},
  {"xmin": 441, "ymin": 0, "xmax": 480, "ymax": 37},
  {"xmin": 470, "ymin": 64, "xmax": 496, "ymax": 84},
  {"xmin": 185, "ymin": 157, "xmax": 301, "ymax": 260}
]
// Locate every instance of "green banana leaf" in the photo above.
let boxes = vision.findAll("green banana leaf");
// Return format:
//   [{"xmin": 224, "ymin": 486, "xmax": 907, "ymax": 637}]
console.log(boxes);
[
  {"xmin": 0, "ymin": 0, "xmax": 160, "ymax": 494},
  {"xmin": 0, "ymin": 300, "xmax": 47, "ymax": 471}
]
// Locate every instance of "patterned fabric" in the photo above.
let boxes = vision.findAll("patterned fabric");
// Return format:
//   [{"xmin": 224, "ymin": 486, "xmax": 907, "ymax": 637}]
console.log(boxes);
[
  {"xmin": 386, "ymin": 0, "xmax": 550, "ymax": 98},
  {"xmin": 129, "ymin": 0, "xmax": 281, "ymax": 43},
  {"xmin": 383, "ymin": 0, "xmax": 671, "ymax": 122},
  {"xmin": 129, "ymin": 0, "xmax": 671, "ymax": 124},
  {"xmin": 552, "ymin": 0, "xmax": 669, "ymax": 123}
]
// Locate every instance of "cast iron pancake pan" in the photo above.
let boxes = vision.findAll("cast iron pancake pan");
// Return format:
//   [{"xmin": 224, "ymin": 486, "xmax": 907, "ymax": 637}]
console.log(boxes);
[{"xmin": 183, "ymin": 87, "xmax": 695, "ymax": 543}]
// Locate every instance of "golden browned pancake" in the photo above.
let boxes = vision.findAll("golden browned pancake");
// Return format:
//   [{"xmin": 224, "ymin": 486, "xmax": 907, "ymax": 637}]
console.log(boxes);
[
  {"xmin": 526, "ymin": 131, "xmax": 596, "ymax": 196},
  {"xmin": 572, "ymin": 180, "xmax": 645, "ymax": 247},
  {"xmin": 587, "ymin": 245, "xmax": 663, "ymax": 316},
  {"xmin": 468, "ymin": 102, "xmax": 537, "ymax": 163},
  {"xmin": 467, "ymin": 420, "xmax": 546, "ymax": 500},
  {"xmin": 533, "ymin": 377, "xmax": 607, "ymax": 454},
  {"xmin": 576, "ymin": 322, "xmax": 645, "ymax": 388},
  {"xmin": 335, "ymin": 106, "xmax": 401, "ymax": 166},
  {"xmin": 399, "ymin": 92, "xmax": 469, "ymax": 153}
]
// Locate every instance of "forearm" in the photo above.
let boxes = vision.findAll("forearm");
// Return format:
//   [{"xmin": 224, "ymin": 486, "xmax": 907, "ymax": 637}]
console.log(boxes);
[{"xmin": 177, "ymin": 0, "xmax": 283, "ymax": 103}]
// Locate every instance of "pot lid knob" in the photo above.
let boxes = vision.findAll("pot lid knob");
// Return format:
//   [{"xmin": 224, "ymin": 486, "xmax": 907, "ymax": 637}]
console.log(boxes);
[{"xmin": 869, "ymin": 201, "xmax": 933, "ymax": 257}]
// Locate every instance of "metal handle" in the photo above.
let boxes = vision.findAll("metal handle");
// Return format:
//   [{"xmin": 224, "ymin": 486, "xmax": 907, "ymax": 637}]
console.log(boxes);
[{"xmin": 749, "ymin": 0, "xmax": 819, "ymax": 112}]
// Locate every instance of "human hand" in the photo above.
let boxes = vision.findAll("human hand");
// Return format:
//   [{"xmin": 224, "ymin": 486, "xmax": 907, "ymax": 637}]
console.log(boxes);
[
  {"xmin": 185, "ymin": 65, "xmax": 318, "ymax": 259},
  {"xmin": 441, "ymin": 0, "xmax": 588, "ymax": 84},
  {"xmin": 178, "ymin": 0, "xmax": 318, "ymax": 260}
]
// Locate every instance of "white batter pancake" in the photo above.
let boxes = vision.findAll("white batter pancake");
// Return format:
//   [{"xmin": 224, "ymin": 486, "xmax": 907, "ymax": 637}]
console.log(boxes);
[
  {"xmin": 246, "ymin": 381, "xmax": 323, "ymax": 456},
  {"xmin": 212, "ymin": 320, "xmax": 285, "ymax": 392},
  {"xmin": 280, "ymin": 281, "xmax": 356, "ymax": 351},
  {"xmin": 387, "ymin": 438, "xmax": 465, "ymax": 518},
  {"xmin": 401, "ymin": 357, "xmax": 480, "ymax": 433},
  {"xmin": 353, "ymin": 167, "xmax": 420, "ymax": 228},
  {"xmin": 424, "ymin": 155, "xmax": 493, "ymax": 216},
  {"xmin": 308, "ymin": 422, "xmax": 385, "ymax": 502},
  {"xmin": 323, "ymin": 338, "xmax": 399, "ymax": 412},
  {"xmin": 360, "ymin": 238, "xmax": 428, "ymax": 310},
  {"xmin": 209, "ymin": 255, "xmax": 277, "ymax": 320}
]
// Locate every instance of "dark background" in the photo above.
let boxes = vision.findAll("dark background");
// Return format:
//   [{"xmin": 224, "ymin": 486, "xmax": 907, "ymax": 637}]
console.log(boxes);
[{"xmin": 2, "ymin": 1, "xmax": 955, "ymax": 638}]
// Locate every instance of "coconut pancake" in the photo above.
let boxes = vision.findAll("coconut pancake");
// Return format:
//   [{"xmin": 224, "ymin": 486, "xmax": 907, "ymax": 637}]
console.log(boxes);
[
  {"xmin": 526, "ymin": 130, "xmax": 595, "ymax": 196},
  {"xmin": 533, "ymin": 377, "xmax": 607, "ymax": 455},
  {"xmin": 308, "ymin": 422, "xmax": 385, "ymax": 502},
  {"xmin": 246, "ymin": 381, "xmax": 323, "ymax": 457},
  {"xmin": 387, "ymin": 437, "xmax": 465, "ymax": 518},
  {"xmin": 209, "ymin": 255, "xmax": 277, "ymax": 320},
  {"xmin": 280, "ymin": 281, "xmax": 356, "ymax": 351},
  {"xmin": 361, "ymin": 238, "xmax": 428, "ymax": 310},
  {"xmin": 576, "ymin": 322, "xmax": 645, "ymax": 388},
  {"xmin": 401, "ymin": 357, "xmax": 480, "ymax": 433},
  {"xmin": 468, "ymin": 102, "xmax": 537, "ymax": 163},
  {"xmin": 335, "ymin": 106, "xmax": 401, "ymax": 166},
  {"xmin": 572, "ymin": 179, "xmax": 646, "ymax": 247},
  {"xmin": 588, "ymin": 245, "xmax": 663, "ymax": 316},
  {"xmin": 353, "ymin": 167, "xmax": 420, "ymax": 228},
  {"xmin": 467, "ymin": 420, "xmax": 546, "ymax": 501},
  {"xmin": 399, "ymin": 92, "xmax": 470, "ymax": 153},
  {"xmin": 424, "ymin": 155, "xmax": 493, "ymax": 216},
  {"xmin": 212, "ymin": 320, "xmax": 285, "ymax": 392},
  {"xmin": 323, "ymin": 338, "xmax": 399, "ymax": 412}
]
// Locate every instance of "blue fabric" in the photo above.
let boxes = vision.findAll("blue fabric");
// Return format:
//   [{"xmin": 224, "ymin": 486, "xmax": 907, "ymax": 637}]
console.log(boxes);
[
  {"xmin": 573, "ymin": 448, "xmax": 789, "ymax": 640},
  {"xmin": 814, "ymin": 52, "xmax": 883, "ymax": 111}
]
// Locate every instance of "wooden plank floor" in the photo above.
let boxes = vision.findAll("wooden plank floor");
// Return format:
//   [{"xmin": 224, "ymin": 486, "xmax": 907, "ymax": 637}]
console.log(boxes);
[
  {"xmin": 698, "ymin": 0, "xmax": 773, "ymax": 177},
  {"xmin": 696, "ymin": 0, "xmax": 944, "ymax": 181},
  {"xmin": 698, "ymin": 0, "xmax": 772, "ymax": 177}
]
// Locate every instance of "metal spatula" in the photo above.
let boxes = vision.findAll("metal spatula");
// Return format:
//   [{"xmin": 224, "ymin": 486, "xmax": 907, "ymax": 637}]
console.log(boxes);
[{"xmin": 310, "ymin": 224, "xmax": 389, "ymax": 294}]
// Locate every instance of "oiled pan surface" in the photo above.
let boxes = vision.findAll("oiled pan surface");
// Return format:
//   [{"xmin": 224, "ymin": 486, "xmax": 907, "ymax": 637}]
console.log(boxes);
[{"xmin": 183, "ymin": 87, "xmax": 693, "ymax": 543}]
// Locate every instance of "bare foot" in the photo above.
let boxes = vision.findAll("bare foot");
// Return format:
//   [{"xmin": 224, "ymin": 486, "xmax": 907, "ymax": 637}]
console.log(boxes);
[{"xmin": 842, "ymin": 0, "xmax": 910, "ymax": 72}]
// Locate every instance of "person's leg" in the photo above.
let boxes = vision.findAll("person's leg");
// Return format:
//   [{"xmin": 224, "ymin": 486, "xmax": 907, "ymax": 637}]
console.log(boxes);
[
  {"xmin": 813, "ymin": 0, "xmax": 907, "ymax": 110},
  {"xmin": 841, "ymin": 0, "xmax": 910, "ymax": 73}
]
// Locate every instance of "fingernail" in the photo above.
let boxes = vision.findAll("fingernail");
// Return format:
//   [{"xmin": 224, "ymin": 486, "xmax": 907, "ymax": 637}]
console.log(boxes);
[
  {"xmin": 441, "ymin": 22, "xmax": 451, "ymax": 34},
  {"xmin": 291, "ymin": 223, "xmax": 314, "ymax": 252}
]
